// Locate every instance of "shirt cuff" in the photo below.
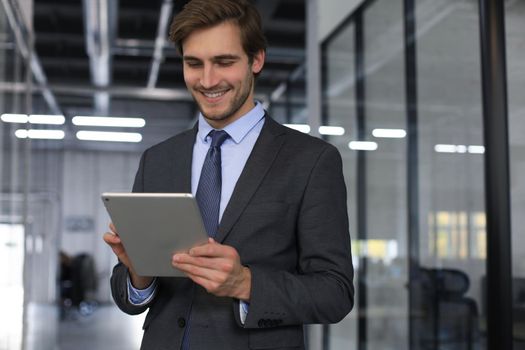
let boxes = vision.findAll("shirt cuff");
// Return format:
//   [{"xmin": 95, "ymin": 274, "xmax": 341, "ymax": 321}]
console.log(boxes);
[
  {"xmin": 239, "ymin": 301, "xmax": 249, "ymax": 324},
  {"xmin": 127, "ymin": 275, "xmax": 157, "ymax": 306}
]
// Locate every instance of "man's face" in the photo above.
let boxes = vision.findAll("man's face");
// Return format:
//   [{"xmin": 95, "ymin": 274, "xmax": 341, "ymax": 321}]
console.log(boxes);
[{"xmin": 182, "ymin": 21, "xmax": 264, "ymax": 129}]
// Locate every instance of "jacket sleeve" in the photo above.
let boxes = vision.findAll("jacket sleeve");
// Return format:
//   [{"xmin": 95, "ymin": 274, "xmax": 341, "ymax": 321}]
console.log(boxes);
[{"xmin": 241, "ymin": 145, "xmax": 354, "ymax": 328}]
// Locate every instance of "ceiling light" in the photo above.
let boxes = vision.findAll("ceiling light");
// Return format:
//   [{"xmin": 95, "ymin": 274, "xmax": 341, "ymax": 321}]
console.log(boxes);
[
  {"xmin": 456, "ymin": 145, "xmax": 468, "ymax": 153},
  {"xmin": 29, "ymin": 114, "xmax": 65, "ymax": 125},
  {"xmin": 76, "ymin": 131, "xmax": 142, "ymax": 142},
  {"xmin": 319, "ymin": 126, "xmax": 345, "ymax": 136},
  {"xmin": 434, "ymin": 144, "xmax": 457, "ymax": 153},
  {"xmin": 15, "ymin": 129, "xmax": 65, "ymax": 140},
  {"xmin": 283, "ymin": 124, "xmax": 311, "ymax": 134},
  {"xmin": 72, "ymin": 116, "xmax": 146, "ymax": 128},
  {"xmin": 468, "ymin": 145, "xmax": 485, "ymax": 154},
  {"xmin": 348, "ymin": 141, "xmax": 378, "ymax": 151},
  {"xmin": 1, "ymin": 114, "xmax": 28, "ymax": 123},
  {"xmin": 372, "ymin": 128, "xmax": 406, "ymax": 138}
]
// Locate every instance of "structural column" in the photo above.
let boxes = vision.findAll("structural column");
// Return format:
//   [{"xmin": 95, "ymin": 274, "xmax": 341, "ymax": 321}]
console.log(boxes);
[{"xmin": 478, "ymin": 0, "xmax": 513, "ymax": 349}]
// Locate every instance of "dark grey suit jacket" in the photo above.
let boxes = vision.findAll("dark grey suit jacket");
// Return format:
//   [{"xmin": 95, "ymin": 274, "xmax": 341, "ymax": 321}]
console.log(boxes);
[{"xmin": 110, "ymin": 116, "xmax": 354, "ymax": 350}]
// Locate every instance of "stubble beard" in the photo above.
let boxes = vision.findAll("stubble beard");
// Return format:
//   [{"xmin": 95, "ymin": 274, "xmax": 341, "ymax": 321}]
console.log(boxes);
[{"xmin": 194, "ymin": 73, "xmax": 254, "ymax": 125}]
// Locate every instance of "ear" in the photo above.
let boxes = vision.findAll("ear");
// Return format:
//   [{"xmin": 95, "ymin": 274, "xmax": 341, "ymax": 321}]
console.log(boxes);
[{"xmin": 251, "ymin": 49, "xmax": 265, "ymax": 74}]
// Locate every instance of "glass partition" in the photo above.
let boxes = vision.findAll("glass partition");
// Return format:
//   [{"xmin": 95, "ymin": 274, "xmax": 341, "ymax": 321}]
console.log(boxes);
[
  {"xmin": 322, "ymin": 16, "xmax": 358, "ymax": 350},
  {"xmin": 362, "ymin": 1, "xmax": 408, "ymax": 348},
  {"xmin": 506, "ymin": 0, "xmax": 525, "ymax": 347},
  {"xmin": 322, "ymin": 0, "xmax": 487, "ymax": 348},
  {"xmin": 0, "ymin": 2, "xmax": 62, "ymax": 349},
  {"xmin": 415, "ymin": 0, "xmax": 485, "ymax": 348},
  {"xmin": 0, "ymin": 6, "xmax": 27, "ymax": 349}
]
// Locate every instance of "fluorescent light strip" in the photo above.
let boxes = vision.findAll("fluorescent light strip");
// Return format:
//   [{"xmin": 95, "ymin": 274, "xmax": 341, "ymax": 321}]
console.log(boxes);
[
  {"xmin": 468, "ymin": 145, "xmax": 485, "ymax": 154},
  {"xmin": 319, "ymin": 126, "xmax": 345, "ymax": 136},
  {"xmin": 372, "ymin": 128, "xmax": 406, "ymax": 138},
  {"xmin": 284, "ymin": 124, "xmax": 311, "ymax": 133},
  {"xmin": 348, "ymin": 141, "xmax": 378, "ymax": 151},
  {"xmin": 73, "ymin": 116, "xmax": 146, "ymax": 128},
  {"xmin": 284, "ymin": 124, "xmax": 346, "ymax": 136},
  {"xmin": 2, "ymin": 113, "xmax": 66, "ymax": 125},
  {"xmin": 1, "ymin": 114, "xmax": 28, "ymax": 123},
  {"xmin": 76, "ymin": 131, "xmax": 142, "ymax": 143},
  {"xmin": 15, "ymin": 129, "xmax": 65, "ymax": 140},
  {"xmin": 29, "ymin": 114, "xmax": 65, "ymax": 125},
  {"xmin": 435, "ymin": 144, "xmax": 485, "ymax": 154},
  {"xmin": 456, "ymin": 145, "xmax": 468, "ymax": 153},
  {"xmin": 434, "ymin": 144, "xmax": 456, "ymax": 153}
]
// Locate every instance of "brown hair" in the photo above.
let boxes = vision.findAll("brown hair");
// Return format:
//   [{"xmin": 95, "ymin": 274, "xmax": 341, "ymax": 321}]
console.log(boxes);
[{"xmin": 169, "ymin": 0, "xmax": 267, "ymax": 64}]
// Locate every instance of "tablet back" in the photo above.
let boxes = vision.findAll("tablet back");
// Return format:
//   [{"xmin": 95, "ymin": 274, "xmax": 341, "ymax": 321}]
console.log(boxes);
[{"xmin": 102, "ymin": 193, "xmax": 208, "ymax": 277}]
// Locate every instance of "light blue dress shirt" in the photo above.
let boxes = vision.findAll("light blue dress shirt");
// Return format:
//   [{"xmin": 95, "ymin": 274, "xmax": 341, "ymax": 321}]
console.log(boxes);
[{"xmin": 127, "ymin": 101, "xmax": 266, "ymax": 324}]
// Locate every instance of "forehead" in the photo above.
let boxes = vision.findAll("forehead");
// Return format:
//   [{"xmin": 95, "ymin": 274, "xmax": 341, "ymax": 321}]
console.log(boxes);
[{"xmin": 182, "ymin": 21, "xmax": 246, "ymax": 59}]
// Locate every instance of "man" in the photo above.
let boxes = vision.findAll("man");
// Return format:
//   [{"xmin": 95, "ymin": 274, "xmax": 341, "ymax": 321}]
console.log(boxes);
[{"xmin": 103, "ymin": 0, "xmax": 354, "ymax": 349}]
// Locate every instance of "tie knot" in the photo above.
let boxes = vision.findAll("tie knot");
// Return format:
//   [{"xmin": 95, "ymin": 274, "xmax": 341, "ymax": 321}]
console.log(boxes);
[{"xmin": 209, "ymin": 130, "xmax": 229, "ymax": 148}]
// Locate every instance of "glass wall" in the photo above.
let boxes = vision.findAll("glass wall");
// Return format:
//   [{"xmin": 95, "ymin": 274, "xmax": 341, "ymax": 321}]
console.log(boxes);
[
  {"xmin": 322, "ymin": 16, "xmax": 358, "ymax": 350},
  {"xmin": 0, "ymin": 5, "xmax": 28, "ymax": 349},
  {"xmin": 362, "ymin": 2, "xmax": 408, "ymax": 348},
  {"xmin": 0, "ymin": 2, "xmax": 62, "ymax": 349},
  {"xmin": 506, "ymin": 0, "xmax": 525, "ymax": 348},
  {"xmin": 322, "ymin": 0, "xmax": 489, "ymax": 348},
  {"xmin": 415, "ymin": 0, "xmax": 485, "ymax": 348}
]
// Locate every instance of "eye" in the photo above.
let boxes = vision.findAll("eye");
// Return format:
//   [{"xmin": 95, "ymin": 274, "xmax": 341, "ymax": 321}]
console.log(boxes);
[
  {"xmin": 217, "ymin": 61, "xmax": 235, "ymax": 67},
  {"xmin": 185, "ymin": 61, "xmax": 202, "ymax": 68}
]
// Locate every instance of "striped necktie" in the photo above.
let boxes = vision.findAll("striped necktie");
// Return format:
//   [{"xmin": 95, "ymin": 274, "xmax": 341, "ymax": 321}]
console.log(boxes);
[{"xmin": 196, "ymin": 130, "xmax": 230, "ymax": 237}]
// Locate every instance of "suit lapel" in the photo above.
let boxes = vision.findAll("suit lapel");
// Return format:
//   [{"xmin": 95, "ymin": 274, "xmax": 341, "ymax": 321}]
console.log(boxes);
[
  {"xmin": 171, "ymin": 125, "xmax": 197, "ymax": 193},
  {"xmin": 215, "ymin": 116, "xmax": 286, "ymax": 243}
]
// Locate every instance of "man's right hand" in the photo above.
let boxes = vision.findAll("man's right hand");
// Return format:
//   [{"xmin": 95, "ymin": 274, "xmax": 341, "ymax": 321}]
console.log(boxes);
[{"xmin": 103, "ymin": 223, "xmax": 153, "ymax": 289}]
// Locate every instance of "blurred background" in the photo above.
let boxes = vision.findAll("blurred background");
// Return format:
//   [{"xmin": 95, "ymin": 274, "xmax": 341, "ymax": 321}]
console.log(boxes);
[{"xmin": 0, "ymin": 0, "xmax": 524, "ymax": 349}]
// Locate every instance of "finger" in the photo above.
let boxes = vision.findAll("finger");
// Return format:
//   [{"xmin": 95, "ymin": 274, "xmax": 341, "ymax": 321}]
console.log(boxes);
[
  {"xmin": 103, "ymin": 232, "xmax": 121, "ymax": 244},
  {"xmin": 173, "ymin": 254, "xmax": 222, "ymax": 270},
  {"xmin": 109, "ymin": 222, "xmax": 117, "ymax": 233},
  {"xmin": 190, "ymin": 238, "xmax": 212, "ymax": 249},
  {"xmin": 102, "ymin": 233, "xmax": 128, "ymax": 259},
  {"xmin": 189, "ymin": 243, "xmax": 230, "ymax": 257},
  {"xmin": 173, "ymin": 261, "xmax": 221, "ymax": 282}
]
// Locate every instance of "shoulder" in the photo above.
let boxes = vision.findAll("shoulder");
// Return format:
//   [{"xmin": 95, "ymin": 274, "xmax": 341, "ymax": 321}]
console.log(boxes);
[
  {"xmin": 265, "ymin": 117, "xmax": 340, "ymax": 157},
  {"xmin": 141, "ymin": 127, "xmax": 196, "ymax": 157}
]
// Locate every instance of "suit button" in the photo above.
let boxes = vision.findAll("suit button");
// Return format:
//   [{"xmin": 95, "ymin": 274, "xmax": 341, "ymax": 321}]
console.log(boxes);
[{"xmin": 178, "ymin": 317, "xmax": 186, "ymax": 328}]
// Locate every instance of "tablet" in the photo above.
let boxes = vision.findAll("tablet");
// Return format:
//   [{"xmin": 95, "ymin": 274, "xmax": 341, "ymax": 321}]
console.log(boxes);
[{"xmin": 101, "ymin": 193, "xmax": 208, "ymax": 277}]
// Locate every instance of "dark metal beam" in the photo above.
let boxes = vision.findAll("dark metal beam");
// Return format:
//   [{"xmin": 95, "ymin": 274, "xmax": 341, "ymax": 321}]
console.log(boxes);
[
  {"xmin": 403, "ymin": 0, "xmax": 420, "ymax": 348},
  {"xmin": 355, "ymin": 11, "xmax": 368, "ymax": 350},
  {"xmin": 478, "ymin": 0, "xmax": 513, "ymax": 349}
]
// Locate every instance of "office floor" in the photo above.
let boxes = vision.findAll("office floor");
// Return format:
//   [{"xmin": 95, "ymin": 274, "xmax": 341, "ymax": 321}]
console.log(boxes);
[{"xmin": 58, "ymin": 304, "xmax": 145, "ymax": 350}]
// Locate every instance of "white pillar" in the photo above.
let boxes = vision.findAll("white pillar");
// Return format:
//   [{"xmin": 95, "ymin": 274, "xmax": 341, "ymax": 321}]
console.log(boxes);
[{"xmin": 306, "ymin": 0, "xmax": 321, "ymax": 138}]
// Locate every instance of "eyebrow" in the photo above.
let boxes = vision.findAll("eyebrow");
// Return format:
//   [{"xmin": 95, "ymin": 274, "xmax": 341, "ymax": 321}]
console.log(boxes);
[
  {"xmin": 212, "ymin": 55, "xmax": 241, "ymax": 61},
  {"xmin": 183, "ymin": 54, "xmax": 241, "ymax": 62}
]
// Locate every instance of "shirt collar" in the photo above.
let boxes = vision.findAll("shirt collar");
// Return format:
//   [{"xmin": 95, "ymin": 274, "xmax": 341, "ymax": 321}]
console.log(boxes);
[{"xmin": 197, "ymin": 101, "xmax": 265, "ymax": 144}]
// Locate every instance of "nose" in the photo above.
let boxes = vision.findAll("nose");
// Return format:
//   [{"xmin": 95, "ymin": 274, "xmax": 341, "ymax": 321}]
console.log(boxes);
[{"xmin": 200, "ymin": 64, "xmax": 219, "ymax": 89}]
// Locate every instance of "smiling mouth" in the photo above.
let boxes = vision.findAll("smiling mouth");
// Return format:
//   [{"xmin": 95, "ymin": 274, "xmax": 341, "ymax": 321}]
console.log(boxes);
[{"xmin": 201, "ymin": 90, "xmax": 228, "ymax": 99}]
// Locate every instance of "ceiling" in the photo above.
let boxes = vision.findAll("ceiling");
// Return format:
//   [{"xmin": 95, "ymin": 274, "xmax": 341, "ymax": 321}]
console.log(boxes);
[{"xmin": 20, "ymin": 0, "xmax": 306, "ymax": 150}]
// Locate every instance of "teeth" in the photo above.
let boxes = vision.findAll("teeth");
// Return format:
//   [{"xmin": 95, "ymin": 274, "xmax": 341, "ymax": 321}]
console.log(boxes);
[{"xmin": 203, "ymin": 91, "xmax": 226, "ymax": 98}]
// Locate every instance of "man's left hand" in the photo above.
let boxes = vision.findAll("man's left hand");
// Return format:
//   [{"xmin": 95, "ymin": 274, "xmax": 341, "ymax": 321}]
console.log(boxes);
[{"xmin": 172, "ymin": 238, "xmax": 251, "ymax": 301}]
